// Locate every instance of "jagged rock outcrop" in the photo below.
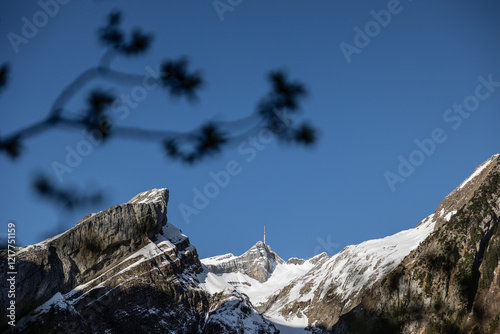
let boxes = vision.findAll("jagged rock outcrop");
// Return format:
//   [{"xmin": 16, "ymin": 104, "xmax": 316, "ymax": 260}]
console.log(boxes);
[
  {"xmin": 202, "ymin": 241, "xmax": 284, "ymax": 283},
  {"xmin": 287, "ymin": 257, "xmax": 306, "ymax": 265},
  {"xmin": 0, "ymin": 188, "xmax": 169, "ymax": 324},
  {"xmin": 201, "ymin": 245, "xmax": 330, "ymax": 331},
  {"xmin": 332, "ymin": 154, "xmax": 500, "ymax": 334},
  {"xmin": 0, "ymin": 188, "xmax": 277, "ymax": 334}
]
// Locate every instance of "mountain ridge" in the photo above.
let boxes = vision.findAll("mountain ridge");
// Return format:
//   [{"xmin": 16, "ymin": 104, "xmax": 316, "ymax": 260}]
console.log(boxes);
[
  {"xmin": 1, "ymin": 188, "xmax": 279, "ymax": 333},
  {"xmin": 2, "ymin": 154, "xmax": 499, "ymax": 333},
  {"xmin": 202, "ymin": 240, "xmax": 284, "ymax": 283},
  {"xmin": 200, "ymin": 154, "xmax": 500, "ymax": 331},
  {"xmin": 332, "ymin": 154, "xmax": 500, "ymax": 333}
]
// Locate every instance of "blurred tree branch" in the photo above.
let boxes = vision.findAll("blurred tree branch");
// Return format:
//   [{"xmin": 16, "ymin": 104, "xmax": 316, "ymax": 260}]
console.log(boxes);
[{"xmin": 0, "ymin": 11, "xmax": 317, "ymax": 215}]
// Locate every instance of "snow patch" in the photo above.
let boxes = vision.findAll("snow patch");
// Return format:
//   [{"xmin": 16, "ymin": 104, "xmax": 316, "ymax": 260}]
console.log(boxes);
[
  {"xmin": 444, "ymin": 210, "xmax": 457, "ymax": 222},
  {"xmin": 197, "ymin": 270, "xmax": 234, "ymax": 294},
  {"xmin": 201, "ymin": 252, "xmax": 316, "ymax": 308},
  {"xmin": 202, "ymin": 253, "xmax": 236, "ymax": 266},
  {"xmin": 266, "ymin": 313, "xmax": 309, "ymax": 333}
]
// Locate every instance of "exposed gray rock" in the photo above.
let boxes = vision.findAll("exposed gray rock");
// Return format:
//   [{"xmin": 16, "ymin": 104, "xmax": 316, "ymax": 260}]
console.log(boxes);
[
  {"xmin": 0, "ymin": 188, "xmax": 170, "ymax": 324},
  {"xmin": 287, "ymin": 257, "xmax": 306, "ymax": 265},
  {"xmin": 308, "ymin": 252, "xmax": 329, "ymax": 266}
]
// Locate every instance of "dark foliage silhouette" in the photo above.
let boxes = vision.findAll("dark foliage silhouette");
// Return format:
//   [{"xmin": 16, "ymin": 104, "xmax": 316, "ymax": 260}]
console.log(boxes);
[{"xmin": 0, "ymin": 11, "xmax": 317, "ymax": 232}]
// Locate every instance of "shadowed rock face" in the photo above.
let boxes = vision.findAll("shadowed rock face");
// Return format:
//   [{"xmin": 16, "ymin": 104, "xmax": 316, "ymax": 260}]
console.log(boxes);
[
  {"xmin": 203, "ymin": 241, "xmax": 284, "ymax": 283},
  {"xmin": 0, "ymin": 188, "xmax": 278, "ymax": 333}
]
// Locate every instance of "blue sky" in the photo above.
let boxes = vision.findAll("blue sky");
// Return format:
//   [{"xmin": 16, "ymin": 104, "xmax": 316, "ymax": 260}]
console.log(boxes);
[{"xmin": 1, "ymin": 0, "xmax": 499, "ymax": 261}]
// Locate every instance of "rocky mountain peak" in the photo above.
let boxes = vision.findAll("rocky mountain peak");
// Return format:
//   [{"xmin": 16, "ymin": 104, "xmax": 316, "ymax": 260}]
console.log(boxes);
[
  {"xmin": 286, "ymin": 257, "xmax": 306, "ymax": 265},
  {"xmin": 127, "ymin": 187, "xmax": 169, "ymax": 205},
  {"xmin": 245, "ymin": 241, "xmax": 282, "ymax": 261},
  {"xmin": 308, "ymin": 251, "xmax": 330, "ymax": 265},
  {"xmin": 202, "ymin": 241, "xmax": 284, "ymax": 283}
]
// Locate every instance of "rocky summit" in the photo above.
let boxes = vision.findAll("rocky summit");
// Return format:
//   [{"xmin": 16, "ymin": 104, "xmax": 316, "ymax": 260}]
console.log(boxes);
[
  {"xmin": 202, "ymin": 241, "xmax": 284, "ymax": 283},
  {"xmin": 1, "ymin": 154, "xmax": 500, "ymax": 333}
]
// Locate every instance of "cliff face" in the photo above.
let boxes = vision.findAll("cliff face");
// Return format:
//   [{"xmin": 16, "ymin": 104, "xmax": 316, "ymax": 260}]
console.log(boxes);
[
  {"xmin": 0, "ymin": 188, "xmax": 169, "ymax": 323},
  {"xmin": 333, "ymin": 155, "xmax": 500, "ymax": 334},
  {"xmin": 0, "ymin": 188, "xmax": 277, "ymax": 334}
]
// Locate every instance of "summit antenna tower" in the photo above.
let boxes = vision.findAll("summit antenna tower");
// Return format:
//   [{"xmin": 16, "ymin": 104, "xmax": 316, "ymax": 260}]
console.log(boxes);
[{"xmin": 264, "ymin": 225, "xmax": 266, "ymax": 245}]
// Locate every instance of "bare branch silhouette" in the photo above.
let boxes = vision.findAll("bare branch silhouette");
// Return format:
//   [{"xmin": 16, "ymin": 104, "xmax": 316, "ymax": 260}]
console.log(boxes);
[{"xmin": 0, "ymin": 11, "xmax": 318, "ymax": 219}]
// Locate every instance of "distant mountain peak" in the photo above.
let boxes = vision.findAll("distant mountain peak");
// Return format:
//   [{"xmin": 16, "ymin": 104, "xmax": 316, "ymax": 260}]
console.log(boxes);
[
  {"xmin": 308, "ymin": 251, "xmax": 330, "ymax": 265},
  {"xmin": 203, "ymin": 241, "xmax": 284, "ymax": 283},
  {"xmin": 245, "ymin": 241, "xmax": 280, "ymax": 259}
]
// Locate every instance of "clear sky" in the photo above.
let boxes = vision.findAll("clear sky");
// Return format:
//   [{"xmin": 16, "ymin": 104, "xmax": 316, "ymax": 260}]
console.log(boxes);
[{"xmin": 1, "ymin": 0, "xmax": 499, "ymax": 261}]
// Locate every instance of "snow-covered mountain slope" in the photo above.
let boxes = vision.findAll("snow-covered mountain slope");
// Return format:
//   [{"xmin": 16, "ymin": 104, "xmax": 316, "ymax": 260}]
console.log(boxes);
[
  {"xmin": 201, "ymin": 244, "xmax": 329, "ymax": 331},
  {"xmin": 201, "ymin": 215, "xmax": 437, "ymax": 330},
  {"xmin": 201, "ymin": 157, "xmax": 500, "ymax": 331},
  {"xmin": 202, "ymin": 245, "xmax": 328, "ymax": 307},
  {"xmin": 332, "ymin": 154, "xmax": 500, "ymax": 333},
  {"xmin": 261, "ymin": 156, "xmax": 500, "ymax": 330},
  {"xmin": 260, "ymin": 214, "xmax": 438, "ymax": 328}
]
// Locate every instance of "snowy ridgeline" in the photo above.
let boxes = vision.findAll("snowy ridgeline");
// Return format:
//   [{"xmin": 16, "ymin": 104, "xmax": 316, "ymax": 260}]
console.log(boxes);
[
  {"xmin": 199, "ymin": 213, "xmax": 439, "ymax": 330},
  {"xmin": 19, "ymin": 213, "xmax": 438, "ymax": 332},
  {"xmin": 13, "ymin": 154, "xmax": 498, "ymax": 332}
]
